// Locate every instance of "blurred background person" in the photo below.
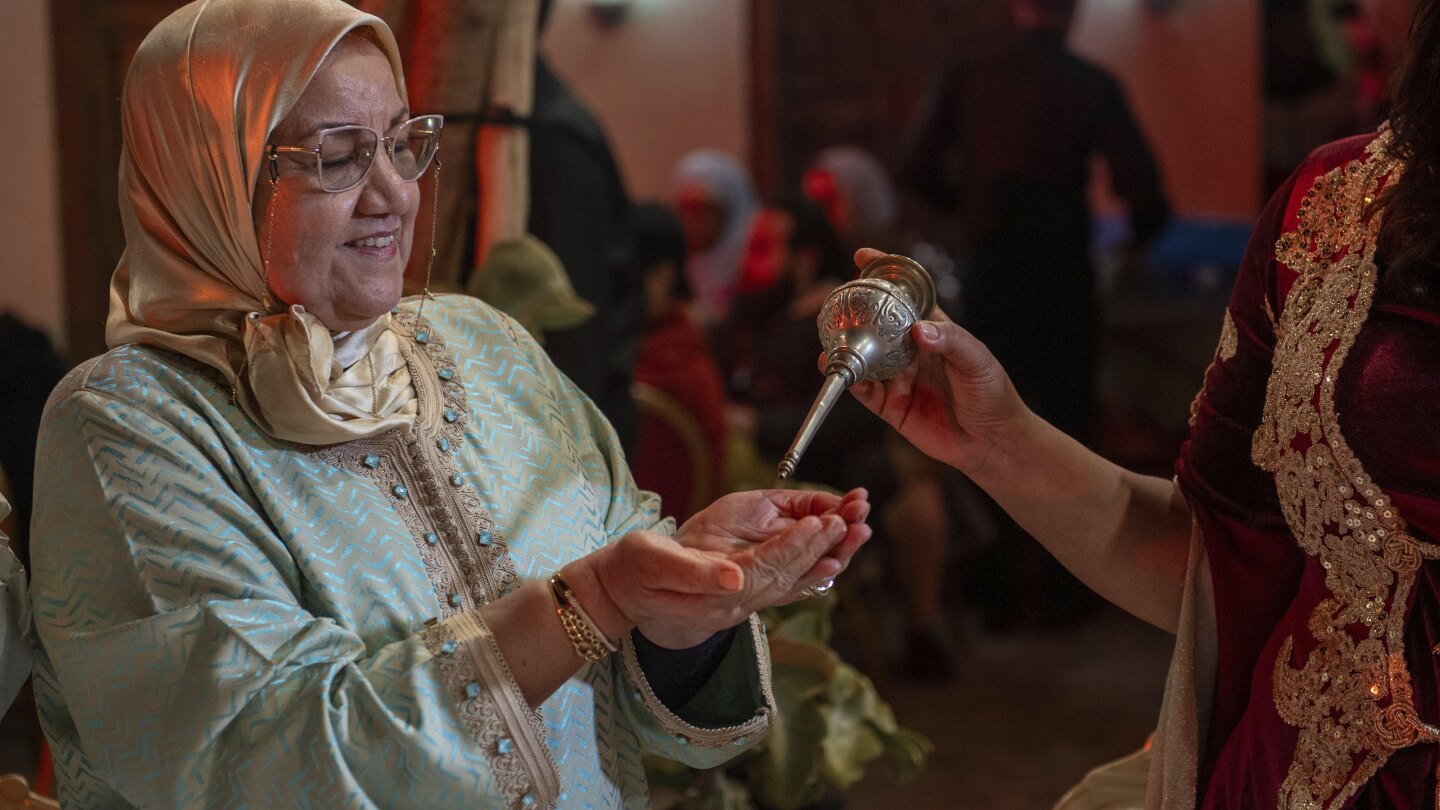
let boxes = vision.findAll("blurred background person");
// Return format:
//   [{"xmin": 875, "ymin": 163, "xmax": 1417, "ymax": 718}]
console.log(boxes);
[
  {"xmin": 802, "ymin": 145, "xmax": 904, "ymax": 255},
  {"xmin": 899, "ymin": 0, "xmax": 1170, "ymax": 632},
  {"xmin": 801, "ymin": 147, "xmax": 974, "ymax": 680},
  {"xmin": 1262, "ymin": 0, "xmax": 1360, "ymax": 195},
  {"xmin": 622, "ymin": 203, "xmax": 729, "ymax": 525},
  {"xmin": 670, "ymin": 149, "xmax": 759, "ymax": 328},
  {"xmin": 528, "ymin": 0, "xmax": 639, "ymax": 450},
  {"xmin": 0, "ymin": 313, "xmax": 66, "ymax": 781}
]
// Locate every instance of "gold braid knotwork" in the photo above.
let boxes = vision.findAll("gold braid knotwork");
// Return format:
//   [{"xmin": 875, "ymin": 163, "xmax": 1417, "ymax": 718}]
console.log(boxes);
[{"xmin": 1252, "ymin": 130, "xmax": 1440, "ymax": 808}]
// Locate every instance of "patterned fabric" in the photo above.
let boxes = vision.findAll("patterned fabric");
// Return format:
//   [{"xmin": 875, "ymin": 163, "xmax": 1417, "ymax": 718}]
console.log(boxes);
[
  {"xmin": 1178, "ymin": 131, "xmax": 1440, "ymax": 808},
  {"xmin": 29, "ymin": 294, "xmax": 771, "ymax": 809}
]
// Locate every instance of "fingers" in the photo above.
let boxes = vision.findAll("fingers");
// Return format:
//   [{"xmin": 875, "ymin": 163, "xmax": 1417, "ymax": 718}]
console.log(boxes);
[
  {"xmin": 909, "ymin": 318, "xmax": 996, "ymax": 378},
  {"xmin": 833, "ymin": 488, "xmax": 871, "ymax": 524},
  {"xmin": 620, "ymin": 531, "xmax": 743, "ymax": 595},
  {"xmin": 853, "ymin": 247, "xmax": 887, "ymax": 271},
  {"xmin": 743, "ymin": 514, "xmax": 847, "ymax": 591},
  {"xmin": 765, "ymin": 486, "xmax": 869, "ymax": 518}
]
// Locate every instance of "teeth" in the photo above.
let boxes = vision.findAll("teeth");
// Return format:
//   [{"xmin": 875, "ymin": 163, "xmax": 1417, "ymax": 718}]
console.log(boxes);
[{"xmin": 347, "ymin": 235, "xmax": 395, "ymax": 248}]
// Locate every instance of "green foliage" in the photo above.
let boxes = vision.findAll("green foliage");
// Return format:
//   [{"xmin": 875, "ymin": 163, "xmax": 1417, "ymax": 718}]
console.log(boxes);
[{"xmin": 647, "ymin": 596, "xmax": 931, "ymax": 810}]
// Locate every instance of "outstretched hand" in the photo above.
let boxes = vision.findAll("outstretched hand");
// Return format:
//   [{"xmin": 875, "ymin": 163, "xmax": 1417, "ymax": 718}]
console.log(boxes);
[
  {"xmin": 677, "ymin": 487, "xmax": 872, "ymax": 598},
  {"xmin": 572, "ymin": 488, "xmax": 870, "ymax": 650},
  {"xmin": 845, "ymin": 247, "xmax": 1031, "ymax": 476}
]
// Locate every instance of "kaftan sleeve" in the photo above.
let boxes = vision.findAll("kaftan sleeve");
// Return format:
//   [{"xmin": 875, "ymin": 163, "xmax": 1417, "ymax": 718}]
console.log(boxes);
[
  {"xmin": 505, "ymin": 317, "xmax": 776, "ymax": 767},
  {"xmin": 29, "ymin": 383, "xmax": 533, "ymax": 808}
]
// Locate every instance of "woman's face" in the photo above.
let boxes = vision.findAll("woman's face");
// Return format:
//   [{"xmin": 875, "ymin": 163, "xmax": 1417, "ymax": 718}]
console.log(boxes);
[
  {"xmin": 253, "ymin": 38, "xmax": 417, "ymax": 332},
  {"xmin": 741, "ymin": 208, "xmax": 794, "ymax": 290},
  {"xmin": 675, "ymin": 184, "xmax": 726, "ymax": 253}
]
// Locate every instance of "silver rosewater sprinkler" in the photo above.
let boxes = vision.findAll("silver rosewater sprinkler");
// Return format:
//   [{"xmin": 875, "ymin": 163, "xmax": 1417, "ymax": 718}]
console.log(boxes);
[{"xmin": 776, "ymin": 254, "xmax": 937, "ymax": 479}]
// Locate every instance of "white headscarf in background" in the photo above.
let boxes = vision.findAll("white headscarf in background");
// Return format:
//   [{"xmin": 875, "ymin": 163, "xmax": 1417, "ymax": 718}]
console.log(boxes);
[
  {"xmin": 670, "ymin": 149, "xmax": 758, "ymax": 325},
  {"xmin": 106, "ymin": 0, "xmax": 421, "ymax": 446},
  {"xmin": 810, "ymin": 145, "xmax": 899, "ymax": 243}
]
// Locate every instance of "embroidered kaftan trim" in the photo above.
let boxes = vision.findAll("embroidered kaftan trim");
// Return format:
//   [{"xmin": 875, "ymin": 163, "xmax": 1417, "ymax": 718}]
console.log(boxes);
[
  {"xmin": 618, "ymin": 614, "xmax": 775, "ymax": 748},
  {"xmin": 1188, "ymin": 309, "xmax": 1240, "ymax": 427},
  {"xmin": 1251, "ymin": 130, "xmax": 1440, "ymax": 808},
  {"xmin": 423, "ymin": 613, "xmax": 560, "ymax": 809},
  {"xmin": 314, "ymin": 309, "xmax": 554, "ymax": 806}
]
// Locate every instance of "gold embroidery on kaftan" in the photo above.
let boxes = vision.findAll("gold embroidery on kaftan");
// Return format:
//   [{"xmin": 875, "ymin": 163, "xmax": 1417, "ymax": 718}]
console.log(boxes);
[
  {"xmin": 1252, "ymin": 131, "xmax": 1440, "ymax": 809},
  {"xmin": 1189, "ymin": 309, "xmax": 1240, "ymax": 427}
]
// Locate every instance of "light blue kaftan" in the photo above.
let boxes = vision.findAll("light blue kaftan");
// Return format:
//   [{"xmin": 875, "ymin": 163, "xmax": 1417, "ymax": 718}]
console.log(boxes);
[{"xmin": 29, "ymin": 295, "xmax": 773, "ymax": 809}]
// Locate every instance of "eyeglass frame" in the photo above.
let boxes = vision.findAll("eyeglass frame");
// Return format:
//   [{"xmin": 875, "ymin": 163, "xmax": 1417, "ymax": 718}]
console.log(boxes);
[{"xmin": 265, "ymin": 114, "xmax": 445, "ymax": 193}]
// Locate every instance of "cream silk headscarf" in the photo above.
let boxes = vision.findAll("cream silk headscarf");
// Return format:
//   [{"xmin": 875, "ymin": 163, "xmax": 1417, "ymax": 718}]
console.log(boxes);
[{"xmin": 106, "ymin": 0, "xmax": 421, "ymax": 446}]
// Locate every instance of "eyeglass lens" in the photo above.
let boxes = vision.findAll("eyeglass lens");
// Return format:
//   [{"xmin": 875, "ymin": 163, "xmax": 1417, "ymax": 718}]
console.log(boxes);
[{"xmin": 317, "ymin": 115, "xmax": 443, "ymax": 192}]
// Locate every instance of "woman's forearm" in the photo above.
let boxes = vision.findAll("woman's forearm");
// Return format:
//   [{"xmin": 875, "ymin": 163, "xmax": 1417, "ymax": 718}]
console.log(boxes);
[
  {"xmin": 972, "ymin": 410, "xmax": 1193, "ymax": 632},
  {"xmin": 480, "ymin": 579, "xmax": 596, "ymax": 708}
]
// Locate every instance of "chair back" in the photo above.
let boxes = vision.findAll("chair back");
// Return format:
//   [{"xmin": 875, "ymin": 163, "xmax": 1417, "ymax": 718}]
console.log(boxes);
[
  {"xmin": 631, "ymin": 382, "xmax": 714, "ymax": 522},
  {"xmin": 0, "ymin": 774, "xmax": 59, "ymax": 810}
]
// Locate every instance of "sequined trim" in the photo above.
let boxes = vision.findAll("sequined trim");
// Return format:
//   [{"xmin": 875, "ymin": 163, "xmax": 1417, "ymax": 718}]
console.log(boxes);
[
  {"xmin": 1252, "ymin": 131, "xmax": 1440, "ymax": 808},
  {"xmin": 1189, "ymin": 309, "xmax": 1240, "ymax": 427},
  {"xmin": 423, "ymin": 613, "xmax": 560, "ymax": 809},
  {"xmin": 619, "ymin": 615, "xmax": 775, "ymax": 747}
]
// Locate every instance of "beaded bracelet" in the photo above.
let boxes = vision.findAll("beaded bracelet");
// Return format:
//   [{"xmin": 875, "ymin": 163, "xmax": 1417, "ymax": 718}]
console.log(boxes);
[{"xmin": 548, "ymin": 572, "xmax": 619, "ymax": 662}]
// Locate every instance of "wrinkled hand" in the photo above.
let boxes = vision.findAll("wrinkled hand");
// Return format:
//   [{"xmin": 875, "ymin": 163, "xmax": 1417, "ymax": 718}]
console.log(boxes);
[
  {"xmin": 676, "ymin": 488, "xmax": 871, "ymax": 599},
  {"xmin": 577, "ymin": 506, "xmax": 860, "ymax": 648},
  {"xmin": 845, "ymin": 248, "xmax": 1031, "ymax": 476}
]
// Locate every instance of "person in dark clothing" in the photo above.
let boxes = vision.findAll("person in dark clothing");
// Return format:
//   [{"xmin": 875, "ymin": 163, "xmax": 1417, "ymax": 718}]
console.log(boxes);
[
  {"xmin": 0, "ymin": 314, "xmax": 66, "ymax": 570},
  {"xmin": 900, "ymin": 0, "xmax": 1169, "ymax": 629},
  {"xmin": 528, "ymin": 0, "xmax": 637, "ymax": 449},
  {"xmin": 624, "ymin": 203, "xmax": 730, "ymax": 524},
  {"xmin": 0, "ymin": 312, "xmax": 66, "ymax": 780}
]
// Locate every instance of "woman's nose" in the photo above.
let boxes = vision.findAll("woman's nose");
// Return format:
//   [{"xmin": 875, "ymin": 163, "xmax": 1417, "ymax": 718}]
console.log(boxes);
[{"xmin": 356, "ymin": 144, "xmax": 414, "ymax": 214}]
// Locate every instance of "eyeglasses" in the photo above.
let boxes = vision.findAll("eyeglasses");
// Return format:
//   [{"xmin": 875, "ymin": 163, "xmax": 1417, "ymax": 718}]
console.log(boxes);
[{"xmin": 267, "ymin": 114, "xmax": 444, "ymax": 193}]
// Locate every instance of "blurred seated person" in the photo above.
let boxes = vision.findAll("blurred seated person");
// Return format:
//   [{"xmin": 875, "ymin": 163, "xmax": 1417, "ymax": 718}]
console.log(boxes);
[
  {"xmin": 800, "ymin": 157, "xmax": 964, "ymax": 678},
  {"xmin": 622, "ymin": 203, "xmax": 728, "ymax": 524},
  {"xmin": 718, "ymin": 194, "xmax": 897, "ymax": 533},
  {"xmin": 27, "ymin": 1, "xmax": 873, "ymax": 804},
  {"xmin": 468, "ymin": 235, "xmax": 595, "ymax": 344},
  {"xmin": 670, "ymin": 150, "xmax": 759, "ymax": 327},
  {"xmin": 802, "ymin": 145, "xmax": 903, "ymax": 254}
]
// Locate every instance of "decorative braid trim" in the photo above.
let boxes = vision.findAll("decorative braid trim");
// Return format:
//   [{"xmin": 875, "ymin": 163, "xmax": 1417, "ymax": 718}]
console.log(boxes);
[
  {"xmin": 313, "ymin": 310, "xmax": 521, "ymax": 620},
  {"xmin": 618, "ymin": 614, "xmax": 775, "ymax": 748},
  {"xmin": 311, "ymin": 307, "xmax": 554, "ymax": 804},
  {"xmin": 423, "ymin": 612, "xmax": 560, "ymax": 809}
]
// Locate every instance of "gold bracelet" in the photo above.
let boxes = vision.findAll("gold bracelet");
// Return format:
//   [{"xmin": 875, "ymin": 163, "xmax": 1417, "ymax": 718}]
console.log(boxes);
[{"xmin": 549, "ymin": 572, "xmax": 619, "ymax": 662}]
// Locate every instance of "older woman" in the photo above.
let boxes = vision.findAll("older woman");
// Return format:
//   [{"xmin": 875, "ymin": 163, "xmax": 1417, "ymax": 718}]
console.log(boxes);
[{"xmin": 28, "ymin": 1, "xmax": 869, "ymax": 807}]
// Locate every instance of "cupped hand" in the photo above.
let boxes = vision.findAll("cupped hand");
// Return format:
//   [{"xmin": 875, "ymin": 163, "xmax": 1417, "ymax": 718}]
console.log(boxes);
[
  {"xmin": 579, "ymin": 511, "xmax": 856, "ymax": 648},
  {"xmin": 676, "ymin": 488, "xmax": 871, "ymax": 599},
  {"xmin": 845, "ymin": 248, "xmax": 1032, "ymax": 476}
]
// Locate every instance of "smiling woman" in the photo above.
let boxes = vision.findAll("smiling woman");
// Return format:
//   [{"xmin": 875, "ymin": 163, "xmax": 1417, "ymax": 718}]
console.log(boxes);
[
  {"xmin": 253, "ymin": 36, "xmax": 423, "ymax": 332},
  {"xmin": 26, "ymin": 1, "xmax": 873, "ymax": 807}
]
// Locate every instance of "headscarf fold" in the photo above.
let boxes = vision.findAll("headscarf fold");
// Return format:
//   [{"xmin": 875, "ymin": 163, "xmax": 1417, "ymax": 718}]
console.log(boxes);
[{"xmin": 106, "ymin": 0, "xmax": 421, "ymax": 445}]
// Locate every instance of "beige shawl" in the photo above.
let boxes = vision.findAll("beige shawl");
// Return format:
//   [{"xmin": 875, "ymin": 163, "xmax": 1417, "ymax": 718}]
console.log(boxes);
[{"xmin": 106, "ymin": 0, "xmax": 422, "ymax": 446}]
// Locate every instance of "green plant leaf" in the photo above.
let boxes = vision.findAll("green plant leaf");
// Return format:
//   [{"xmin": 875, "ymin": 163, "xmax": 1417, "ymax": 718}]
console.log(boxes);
[{"xmin": 757, "ymin": 654, "xmax": 829, "ymax": 808}]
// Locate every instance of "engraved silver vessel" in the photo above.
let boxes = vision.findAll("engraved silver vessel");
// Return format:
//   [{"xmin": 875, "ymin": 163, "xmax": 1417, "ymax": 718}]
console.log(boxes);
[{"xmin": 777, "ymin": 254, "xmax": 937, "ymax": 479}]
